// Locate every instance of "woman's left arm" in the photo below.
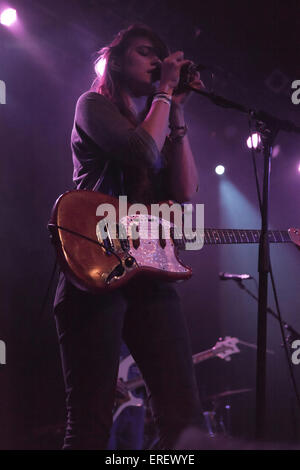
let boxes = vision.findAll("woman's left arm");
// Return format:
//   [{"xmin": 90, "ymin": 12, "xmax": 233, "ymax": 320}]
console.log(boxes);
[{"xmin": 164, "ymin": 73, "xmax": 204, "ymax": 203}]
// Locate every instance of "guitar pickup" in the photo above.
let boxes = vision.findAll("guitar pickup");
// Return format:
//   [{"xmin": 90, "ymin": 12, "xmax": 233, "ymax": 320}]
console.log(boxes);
[
  {"xmin": 159, "ymin": 222, "xmax": 166, "ymax": 249},
  {"xmin": 131, "ymin": 222, "xmax": 140, "ymax": 250},
  {"xmin": 117, "ymin": 223, "xmax": 130, "ymax": 252},
  {"xmin": 96, "ymin": 221, "xmax": 115, "ymax": 255}
]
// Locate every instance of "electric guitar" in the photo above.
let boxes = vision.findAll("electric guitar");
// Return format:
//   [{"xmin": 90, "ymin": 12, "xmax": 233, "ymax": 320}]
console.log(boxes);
[
  {"xmin": 48, "ymin": 190, "xmax": 300, "ymax": 293},
  {"xmin": 113, "ymin": 336, "xmax": 240, "ymax": 421}
]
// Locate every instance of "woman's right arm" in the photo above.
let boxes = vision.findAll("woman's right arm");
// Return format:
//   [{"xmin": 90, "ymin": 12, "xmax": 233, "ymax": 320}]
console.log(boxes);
[
  {"xmin": 140, "ymin": 51, "xmax": 190, "ymax": 152},
  {"xmin": 73, "ymin": 52, "xmax": 189, "ymax": 168}
]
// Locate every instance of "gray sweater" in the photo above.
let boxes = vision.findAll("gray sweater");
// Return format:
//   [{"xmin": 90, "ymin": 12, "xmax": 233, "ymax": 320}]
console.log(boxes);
[
  {"xmin": 54, "ymin": 91, "xmax": 168, "ymax": 308},
  {"xmin": 72, "ymin": 91, "xmax": 166, "ymax": 201}
]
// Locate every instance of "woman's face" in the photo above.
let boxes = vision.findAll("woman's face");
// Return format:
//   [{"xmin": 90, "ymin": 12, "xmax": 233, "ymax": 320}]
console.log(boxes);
[{"xmin": 120, "ymin": 36, "xmax": 162, "ymax": 95}]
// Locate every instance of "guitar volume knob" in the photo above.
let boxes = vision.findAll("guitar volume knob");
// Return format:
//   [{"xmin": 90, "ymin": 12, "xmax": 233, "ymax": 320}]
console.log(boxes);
[{"xmin": 125, "ymin": 256, "xmax": 135, "ymax": 268}]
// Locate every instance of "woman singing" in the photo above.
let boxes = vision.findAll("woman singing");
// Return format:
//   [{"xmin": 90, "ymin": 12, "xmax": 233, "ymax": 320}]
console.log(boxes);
[{"xmin": 54, "ymin": 23, "xmax": 203, "ymax": 450}]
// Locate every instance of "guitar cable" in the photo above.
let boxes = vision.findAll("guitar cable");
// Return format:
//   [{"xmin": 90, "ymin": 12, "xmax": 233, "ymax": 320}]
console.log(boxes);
[
  {"xmin": 38, "ymin": 255, "xmax": 58, "ymax": 319},
  {"xmin": 248, "ymin": 115, "xmax": 300, "ymax": 412},
  {"xmin": 38, "ymin": 223, "xmax": 127, "ymax": 319},
  {"xmin": 48, "ymin": 223, "xmax": 124, "ymax": 264}
]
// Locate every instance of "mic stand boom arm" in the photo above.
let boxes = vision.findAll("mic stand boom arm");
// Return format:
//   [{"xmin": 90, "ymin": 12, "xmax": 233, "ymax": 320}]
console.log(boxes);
[
  {"xmin": 235, "ymin": 280, "xmax": 300, "ymax": 343},
  {"xmin": 187, "ymin": 85, "xmax": 300, "ymax": 439},
  {"xmin": 187, "ymin": 87, "xmax": 300, "ymax": 135}
]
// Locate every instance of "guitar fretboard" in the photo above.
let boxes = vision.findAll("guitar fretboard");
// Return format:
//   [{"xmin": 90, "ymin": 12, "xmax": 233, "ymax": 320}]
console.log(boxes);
[
  {"xmin": 192, "ymin": 348, "xmax": 220, "ymax": 364},
  {"xmin": 172, "ymin": 228, "xmax": 291, "ymax": 249}
]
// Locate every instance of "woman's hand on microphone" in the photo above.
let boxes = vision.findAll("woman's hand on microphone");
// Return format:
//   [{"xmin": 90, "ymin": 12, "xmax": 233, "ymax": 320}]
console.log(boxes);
[
  {"xmin": 158, "ymin": 51, "xmax": 191, "ymax": 94},
  {"xmin": 172, "ymin": 70, "xmax": 205, "ymax": 108}
]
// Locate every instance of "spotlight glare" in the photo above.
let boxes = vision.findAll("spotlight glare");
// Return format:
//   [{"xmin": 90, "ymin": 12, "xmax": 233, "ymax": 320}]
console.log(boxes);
[
  {"xmin": 272, "ymin": 144, "xmax": 280, "ymax": 158},
  {"xmin": 95, "ymin": 57, "xmax": 106, "ymax": 77},
  {"xmin": 298, "ymin": 163, "xmax": 300, "ymax": 173},
  {"xmin": 0, "ymin": 8, "xmax": 17, "ymax": 26},
  {"xmin": 215, "ymin": 165, "xmax": 225, "ymax": 175},
  {"xmin": 247, "ymin": 132, "xmax": 261, "ymax": 149}
]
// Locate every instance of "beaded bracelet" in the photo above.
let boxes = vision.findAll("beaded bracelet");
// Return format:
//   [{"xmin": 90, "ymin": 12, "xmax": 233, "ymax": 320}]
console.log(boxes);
[
  {"xmin": 153, "ymin": 90, "xmax": 172, "ymax": 97},
  {"xmin": 152, "ymin": 94, "xmax": 172, "ymax": 106}
]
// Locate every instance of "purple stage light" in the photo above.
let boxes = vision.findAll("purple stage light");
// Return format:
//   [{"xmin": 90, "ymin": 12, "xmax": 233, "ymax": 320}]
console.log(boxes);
[
  {"xmin": 95, "ymin": 57, "xmax": 106, "ymax": 77},
  {"xmin": 272, "ymin": 144, "xmax": 280, "ymax": 158},
  {"xmin": 215, "ymin": 165, "xmax": 225, "ymax": 175},
  {"xmin": 0, "ymin": 8, "xmax": 17, "ymax": 26},
  {"xmin": 247, "ymin": 132, "xmax": 261, "ymax": 149}
]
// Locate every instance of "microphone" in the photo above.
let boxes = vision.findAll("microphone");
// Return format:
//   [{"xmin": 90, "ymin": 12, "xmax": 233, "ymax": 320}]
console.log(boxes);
[
  {"xmin": 219, "ymin": 272, "xmax": 253, "ymax": 281},
  {"xmin": 151, "ymin": 62, "xmax": 208, "ymax": 90},
  {"xmin": 174, "ymin": 62, "xmax": 207, "ymax": 94}
]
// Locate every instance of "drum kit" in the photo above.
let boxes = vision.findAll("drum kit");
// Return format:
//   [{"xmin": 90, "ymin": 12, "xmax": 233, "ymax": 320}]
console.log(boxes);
[
  {"xmin": 202, "ymin": 388, "xmax": 253, "ymax": 437},
  {"xmin": 33, "ymin": 335, "xmax": 257, "ymax": 449}
]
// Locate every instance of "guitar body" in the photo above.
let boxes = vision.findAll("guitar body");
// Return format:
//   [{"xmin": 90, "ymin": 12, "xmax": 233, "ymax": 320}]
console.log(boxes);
[
  {"xmin": 48, "ymin": 190, "xmax": 192, "ymax": 293},
  {"xmin": 49, "ymin": 189, "xmax": 300, "ymax": 294}
]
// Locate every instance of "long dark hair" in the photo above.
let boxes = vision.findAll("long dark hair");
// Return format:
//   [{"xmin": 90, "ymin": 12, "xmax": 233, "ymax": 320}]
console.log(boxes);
[
  {"xmin": 91, "ymin": 25, "xmax": 169, "ymax": 203},
  {"xmin": 91, "ymin": 24, "xmax": 169, "ymax": 125}
]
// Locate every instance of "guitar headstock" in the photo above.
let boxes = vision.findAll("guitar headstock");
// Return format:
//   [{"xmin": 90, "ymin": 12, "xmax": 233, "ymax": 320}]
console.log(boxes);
[
  {"xmin": 213, "ymin": 336, "xmax": 240, "ymax": 361},
  {"xmin": 288, "ymin": 228, "xmax": 300, "ymax": 249}
]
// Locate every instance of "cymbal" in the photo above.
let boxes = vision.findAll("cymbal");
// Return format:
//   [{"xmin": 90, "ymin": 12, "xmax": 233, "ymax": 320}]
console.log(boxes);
[{"xmin": 207, "ymin": 388, "xmax": 253, "ymax": 401}]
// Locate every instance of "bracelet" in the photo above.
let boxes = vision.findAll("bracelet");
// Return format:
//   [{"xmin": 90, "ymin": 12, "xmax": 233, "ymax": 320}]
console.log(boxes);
[
  {"xmin": 153, "ymin": 91, "xmax": 172, "ymax": 98},
  {"xmin": 153, "ymin": 93, "xmax": 172, "ymax": 102},
  {"xmin": 152, "ymin": 95, "xmax": 172, "ymax": 106}
]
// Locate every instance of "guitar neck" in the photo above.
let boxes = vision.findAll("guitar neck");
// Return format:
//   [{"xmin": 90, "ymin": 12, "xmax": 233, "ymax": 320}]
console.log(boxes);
[
  {"xmin": 192, "ymin": 346, "xmax": 224, "ymax": 364},
  {"xmin": 173, "ymin": 228, "xmax": 291, "ymax": 249}
]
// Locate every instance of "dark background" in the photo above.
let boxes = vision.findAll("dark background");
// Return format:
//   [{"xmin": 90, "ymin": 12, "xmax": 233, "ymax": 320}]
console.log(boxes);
[{"xmin": 0, "ymin": 0, "xmax": 300, "ymax": 449}]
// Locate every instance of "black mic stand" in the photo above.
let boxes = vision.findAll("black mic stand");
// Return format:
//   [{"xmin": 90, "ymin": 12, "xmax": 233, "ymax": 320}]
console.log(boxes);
[
  {"xmin": 234, "ymin": 278, "xmax": 300, "ymax": 440},
  {"xmin": 188, "ymin": 85, "xmax": 300, "ymax": 439},
  {"xmin": 255, "ymin": 121, "xmax": 275, "ymax": 439}
]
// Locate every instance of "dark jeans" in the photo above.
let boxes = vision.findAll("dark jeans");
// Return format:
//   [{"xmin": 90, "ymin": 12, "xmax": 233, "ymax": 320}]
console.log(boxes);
[{"xmin": 54, "ymin": 277, "xmax": 202, "ymax": 450}]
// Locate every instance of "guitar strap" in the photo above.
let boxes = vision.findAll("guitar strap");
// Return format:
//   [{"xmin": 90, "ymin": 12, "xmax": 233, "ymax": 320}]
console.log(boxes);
[
  {"xmin": 92, "ymin": 160, "xmax": 110, "ymax": 192},
  {"xmin": 92, "ymin": 160, "xmax": 125, "ymax": 195}
]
